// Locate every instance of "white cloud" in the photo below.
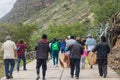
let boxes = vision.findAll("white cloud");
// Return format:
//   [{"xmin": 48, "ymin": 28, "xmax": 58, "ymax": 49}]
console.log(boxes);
[{"xmin": 0, "ymin": 0, "xmax": 17, "ymax": 19}]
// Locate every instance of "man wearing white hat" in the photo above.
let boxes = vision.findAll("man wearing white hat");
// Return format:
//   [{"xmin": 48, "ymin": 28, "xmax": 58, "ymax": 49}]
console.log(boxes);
[{"xmin": 85, "ymin": 34, "xmax": 96, "ymax": 69}]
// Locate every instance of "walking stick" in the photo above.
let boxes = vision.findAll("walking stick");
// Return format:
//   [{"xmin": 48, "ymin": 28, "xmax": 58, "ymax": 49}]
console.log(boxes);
[
  {"xmin": 85, "ymin": 57, "xmax": 89, "ymax": 69},
  {"xmin": 59, "ymin": 68, "xmax": 64, "ymax": 80}
]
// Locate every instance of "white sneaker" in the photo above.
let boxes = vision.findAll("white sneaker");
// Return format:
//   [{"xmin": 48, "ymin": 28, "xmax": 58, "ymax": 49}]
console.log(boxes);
[
  {"xmin": 55, "ymin": 64, "xmax": 58, "ymax": 67},
  {"xmin": 36, "ymin": 75, "xmax": 40, "ymax": 80}
]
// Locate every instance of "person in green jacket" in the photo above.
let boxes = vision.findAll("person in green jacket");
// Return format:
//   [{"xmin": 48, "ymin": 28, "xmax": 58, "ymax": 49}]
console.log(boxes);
[{"xmin": 51, "ymin": 38, "xmax": 60, "ymax": 67}]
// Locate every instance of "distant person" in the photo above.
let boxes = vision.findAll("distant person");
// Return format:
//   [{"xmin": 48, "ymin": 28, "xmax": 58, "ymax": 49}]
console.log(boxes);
[
  {"xmin": 36, "ymin": 34, "xmax": 49, "ymax": 80},
  {"xmin": 66, "ymin": 35, "xmax": 76, "ymax": 47},
  {"xmin": 85, "ymin": 34, "xmax": 96, "ymax": 69},
  {"xmin": 79, "ymin": 37, "xmax": 87, "ymax": 69},
  {"xmin": 60, "ymin": 38, "xmax": 66, "ymax": 53},
  {"xmin": 1, "ymin": 35, "xmax": 17, "ymax": 79},
  {"xmin": 16, "ymin": 39, "xmax": 28, "ymax": 71},
  {"xmin": 65, "ymin": 35, "xmax": 76, "ymax": 55},
  {"xmin": 92, "ymin": 36, "xmax": 110, "ymax": 78},
  {"xmin": 51, "ymin": 38, "xmax": 60, "ymax": 67},
  {"xmin": 80, "ymin": 37, "xmax": 86, "ymax": 46},
  {"xmin": 67, "ymin": 37, "xmax": 83, "ymax": 79},
  {"xmin": 48, "ymin": 40, "xmax": 53, "ymax": 57}
]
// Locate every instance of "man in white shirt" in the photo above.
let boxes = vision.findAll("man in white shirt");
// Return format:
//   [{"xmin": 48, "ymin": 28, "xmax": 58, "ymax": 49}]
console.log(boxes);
[{"xmin": 1, "ymin": 36, "xmax": 17, "ymax": 79}]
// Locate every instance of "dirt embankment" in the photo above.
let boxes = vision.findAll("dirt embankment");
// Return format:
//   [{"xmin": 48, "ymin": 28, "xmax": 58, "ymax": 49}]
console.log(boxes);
[{"xmin": 108, "ymin": 12, "xmax": 120, "ymax": 73}]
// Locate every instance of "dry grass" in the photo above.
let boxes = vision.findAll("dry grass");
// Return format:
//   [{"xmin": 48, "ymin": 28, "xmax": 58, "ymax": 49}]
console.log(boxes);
[
  {"xmin": 0, "ymin": 63, "xmax": 4, "ymax": 78},
  {"xmin": 116, "ymin": 70, "xmax": 120, "ymax": 75},
  {"xmin": 0, "ymin": 55, "xmax": 5, "ymax": 78}
]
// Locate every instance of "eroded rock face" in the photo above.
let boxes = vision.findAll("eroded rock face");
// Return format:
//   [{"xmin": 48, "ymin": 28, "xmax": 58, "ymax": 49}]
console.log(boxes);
[
  {"xmin": 108, "ymin": 12, "xmax": 120, "ymax": 48},
  {"xmin": 108, "ymin": 12, "xmax": 120, "ymax": 71},
  {"xmin": 108, "ymin": 47, "xmax": 120, "ymax": 71},
  {"xmin": 0, "ymin": 0, "xmax": 55, "ymax": 24},
  {"xmin": 108, "ymin": 35, "xmax": 120, "ymax": 71}
]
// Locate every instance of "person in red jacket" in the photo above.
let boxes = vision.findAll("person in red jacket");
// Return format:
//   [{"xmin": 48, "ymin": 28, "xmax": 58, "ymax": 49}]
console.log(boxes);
[{"xmin": 16, "ymin": 39, "xmax": 28, "ymax": 71}]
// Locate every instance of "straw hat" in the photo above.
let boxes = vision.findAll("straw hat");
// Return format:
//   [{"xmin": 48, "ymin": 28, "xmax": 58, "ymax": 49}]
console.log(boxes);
[{"xmin": 59, "ymin": 54, "xmax": 70, "ymax": 69}]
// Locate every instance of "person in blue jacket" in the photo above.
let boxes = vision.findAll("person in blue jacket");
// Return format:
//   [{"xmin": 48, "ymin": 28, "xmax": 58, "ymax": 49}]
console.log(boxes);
[{"xmin": 60, "ymin": 38, "xmax": 66, "ymax": 53}]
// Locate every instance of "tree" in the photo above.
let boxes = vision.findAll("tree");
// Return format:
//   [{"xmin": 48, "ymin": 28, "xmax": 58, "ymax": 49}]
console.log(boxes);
[
  {"xmin": 89, "ymin": 0, "xmax": 120, "ymax": 24},
  {"xmin": 0, "ymin": 23, "xmax": 39, "ymax": 50}
]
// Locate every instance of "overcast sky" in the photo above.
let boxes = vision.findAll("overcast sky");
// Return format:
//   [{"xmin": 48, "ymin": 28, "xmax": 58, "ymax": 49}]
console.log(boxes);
[{"xmin": 0, "ymin": 0, "xmax": 17, "ymax": 19}]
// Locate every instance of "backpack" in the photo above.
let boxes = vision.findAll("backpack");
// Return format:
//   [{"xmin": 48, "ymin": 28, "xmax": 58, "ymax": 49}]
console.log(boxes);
[
  {"xmin": 52, "ymin": 42, "xmax": 59, "ymax": 50},
  {"xmin": 16, "ymin": 45, "xmax": 24, "ymax": 52},
  {"xmin": 16, "ymin": 46, "xmax": 21, "ymax": 52}
]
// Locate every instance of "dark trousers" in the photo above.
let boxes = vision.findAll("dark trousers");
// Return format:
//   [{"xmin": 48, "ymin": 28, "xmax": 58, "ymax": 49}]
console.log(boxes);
[
  {"xmin": 36, "ymin": 59, "xmax": 47, "ymax": 77},
  {"xmin": 70, "ymin": 59, "xmax": 80, "ymax": 77},
  {"xmin": 97, "ymin": 59, "xmax": 107, "ymax": 76},
  {"xmin": 52, "ymin": 50, "xmax": 59, "ymax": 65},
  {"xmin": 17, "ymin": 55, "xmax": 26, "ymax": 71},
  {"xmin": 4, "ymin": 59, "xmax": 15, "ymax": 78}
]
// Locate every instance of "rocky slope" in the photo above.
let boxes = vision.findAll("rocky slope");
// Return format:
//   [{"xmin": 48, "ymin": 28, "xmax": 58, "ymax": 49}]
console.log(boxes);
[
  {"xmin": 0, "ymin": 0, "xmax": 89, "ymax": 29},
  {"xmin": 25, "ymin": 0, "xmax": 89, "ymax": 29},
  {"xmin": 0, "ymin": 0, "xmax": 55, "ymax": 24},
  {"xmin": 108, "ymin": 12, "xmax": 120, "ymax": 72}
]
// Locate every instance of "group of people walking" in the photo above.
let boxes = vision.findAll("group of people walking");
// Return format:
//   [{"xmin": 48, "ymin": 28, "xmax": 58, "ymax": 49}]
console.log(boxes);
[
  {"xmin": 1, "ymin": 36, "xmax": 28, "ymax": 79},
  {"xmin": 35, "ymin": 34, "xmax": 110, "ymax": 80},
  {"xmin": 1, "ymin": 33, "xmax": 110, "ymax": 80}
]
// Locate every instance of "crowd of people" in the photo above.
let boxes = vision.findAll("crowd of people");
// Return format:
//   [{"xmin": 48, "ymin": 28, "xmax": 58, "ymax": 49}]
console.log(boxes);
[
  {"xmin": 1, "ymin": 34, "xmax": 110, "ymax": 80},
  {"xmin": 35, "ymin": 34, "xmax": 110, "ymax": 80}
]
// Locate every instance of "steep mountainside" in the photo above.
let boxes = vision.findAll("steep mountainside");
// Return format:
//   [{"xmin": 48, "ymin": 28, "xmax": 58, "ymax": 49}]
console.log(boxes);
[
  {"xmin": 0, "ymin": 0, "xmax": 89, "ymax": 29},
  {"xmin": 25, "ymin": 0, "xmax": 89, "ymax": 29},
  {"xmin": 0, "ymin": 0, "xmax": 55, "ymax": 24}
]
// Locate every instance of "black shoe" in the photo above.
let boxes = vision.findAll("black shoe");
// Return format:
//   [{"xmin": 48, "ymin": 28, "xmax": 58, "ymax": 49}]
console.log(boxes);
[
  {"xmin": 71, "ymin": 75, "xmax": 73, "ymax": 78},
  {"xmin": 24, "ymin": 69, "xmax": 27, "ymax": 71},
  {"xmin": 100, "ymin": 75, "xmax": 103, "ymax": 77},
  {"xmin": 9, "ymin": 74, "xmax": 13, "ymax": 78},
  {"xmin": 90, "ymin": 65, "xmax": 93, "ymax": 69},
  {"xmin": 75, "ymin": 76, "xmax": 79, "ymax": 79},
  {"xmin": 42, "ymin": 77, "xmax": 46, "ymax": 80},
  {"xmin": 100, "ymin": 73, "xmax": 103, "ymax": 77},
  {"xmin": 103, "ymin": 73, "xmax": 107, "ymax": 78},
  {"xmin": 6, "ymin": 76, "xmax": 10, "ymax": 79}
]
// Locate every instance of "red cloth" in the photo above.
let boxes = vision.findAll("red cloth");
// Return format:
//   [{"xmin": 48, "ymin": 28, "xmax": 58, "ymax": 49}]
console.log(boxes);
[
  {"xmin": 40, "ymin": 38, "xmax": 47, "ymax": 43},
  {"xmin": 16, "ymin": 44, "xmax": 28, "ymax": 56}
]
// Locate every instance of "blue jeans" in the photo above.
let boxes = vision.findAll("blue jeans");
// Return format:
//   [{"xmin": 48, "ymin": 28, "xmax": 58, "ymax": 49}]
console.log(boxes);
[
  {"xmin": 61, "ymin": 48, "xmax": 66, "ymax": 53},
  {"xmin": 70, "ymin": 59, "xmax": 80, "ymax": 77},
  {"xmin": 4, "ymin": 59, "xmax": 15, "ymax": 78},
  {"xmin": 52, "ymin": 50, "xmax": 59, "ymax": 65},
  {"xmin": 17, "ymin": 55, "xmax": 26, "ymax": 71}
]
